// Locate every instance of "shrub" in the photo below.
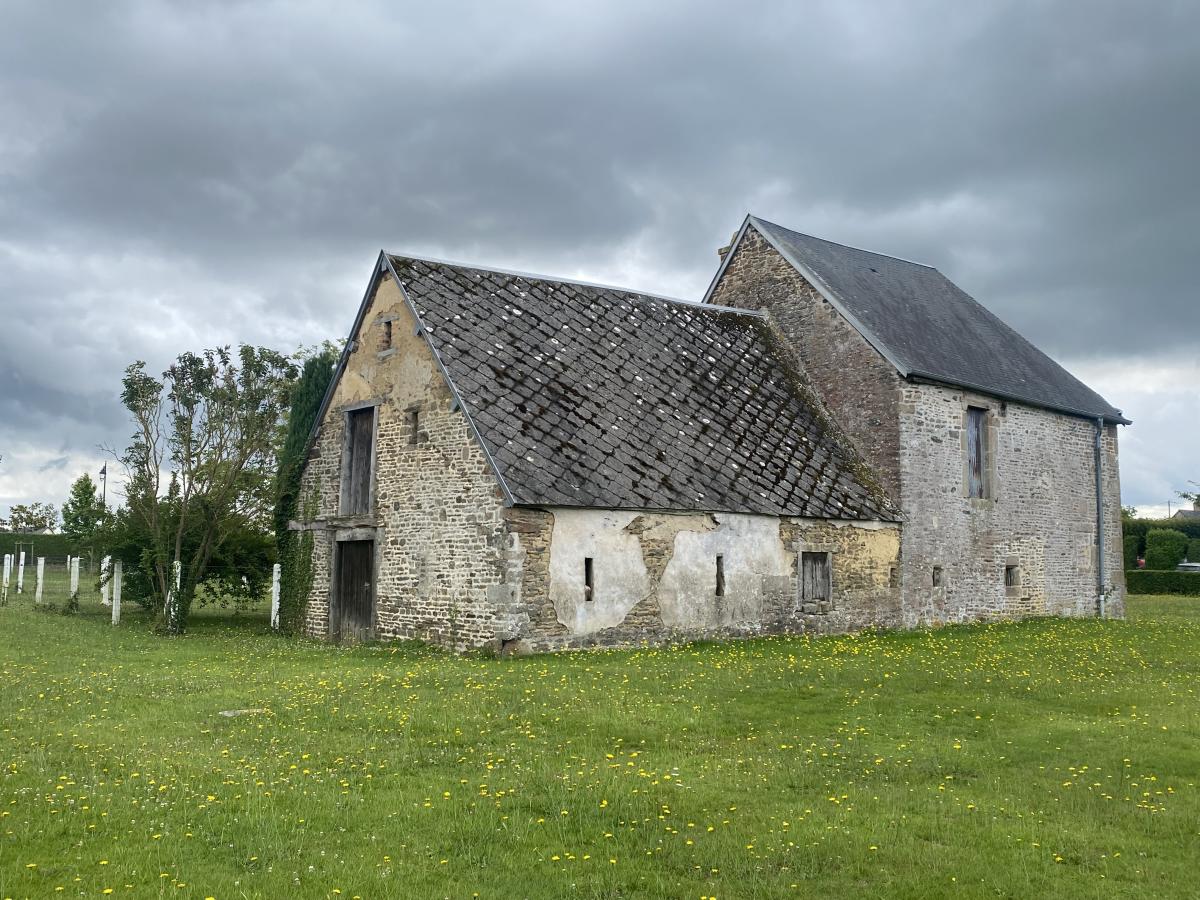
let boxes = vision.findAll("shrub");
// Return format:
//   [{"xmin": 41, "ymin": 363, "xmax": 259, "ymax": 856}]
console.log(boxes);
[
  {"xmin": 1126, "ymin": 569, "xmax": 1200, "ymax": 595},
  {"xmin": 1122, "ymin": 535, "xmax": 1140, "ymax": 569},
  {"xmin": 1189, "ymin": 539, "xmax": 1200, "ymax": 563},
  {"xmin": 1122, "ymin": 518, "xmax": 1200, "ymax": 557},
  {"xmin": 1145, "ymin": 529, "xmax": 1189, "ymax": 570}
]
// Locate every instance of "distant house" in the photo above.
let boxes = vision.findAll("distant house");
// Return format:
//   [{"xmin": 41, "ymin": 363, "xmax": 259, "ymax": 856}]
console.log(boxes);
[
  {"xmin": 294, "ymin": 215, "xmax": 1128, "ymax": 651},
  {"xmin": 1172, "ymin": 501, "xmax": 1200, "ymax": 521}
]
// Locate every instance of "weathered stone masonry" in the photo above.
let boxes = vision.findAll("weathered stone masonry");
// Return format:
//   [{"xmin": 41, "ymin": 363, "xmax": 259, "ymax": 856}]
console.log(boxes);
[
  {"xmin": 300, "ymin": 274, "xmax": 511, "ymax": 649},
  {"xmin": 298, "ymin": 270, "xmax": 902, "ymax": 651},
  {"xmin": 710, "ymin": 227, "xmax": 904, "ymax": 500},
  {"xmin": 707, "ymin": 222, "xmax": 1125, "ymax": 625}
]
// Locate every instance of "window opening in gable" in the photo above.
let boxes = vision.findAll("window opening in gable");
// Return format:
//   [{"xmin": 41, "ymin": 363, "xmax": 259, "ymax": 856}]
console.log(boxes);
[
  {"xmin": 800, "ymin": 552, "xmax": 831, "ymax": 601},
  {"xmin": 343, "ymin": 407, "xmax": 375, "ymax": 516},
  {"xmin": 381, "ymin": 319, "xmax": 393, "ymax": 352}
]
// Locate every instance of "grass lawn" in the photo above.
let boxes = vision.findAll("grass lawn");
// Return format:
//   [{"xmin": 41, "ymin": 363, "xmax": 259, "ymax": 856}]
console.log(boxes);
[{"xmin": 1, "ymin": 595, "xmax": 1196, "ymax": 899}]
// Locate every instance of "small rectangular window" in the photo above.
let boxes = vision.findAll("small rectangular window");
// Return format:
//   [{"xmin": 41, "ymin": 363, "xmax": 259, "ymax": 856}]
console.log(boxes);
[
  {"xmin": 584, "ymin": 557, "xmax": 594, "ymax": 601},
  {"xmin": 801, "ymin": 552, "xmax": 831, "ymax": 601},
  {"xmin": 381, "ymin": 319, "xmax": 393, "ymax": 351},
  {"xmin": 715, "ymin": 555, "xmax": 725, "ymax": 597},
  {"xmin": 1005, "ymin": 565, "xmax": 1020, "ymax": 588},
  {"xmin": 408, "ymin": 408, "xmax": 420, "ymax": 446},
  {"xmin": 889, "ymin": 566, "xmax": 899, "ymax": 588},
  {"xmin": 966, "ymin": 406, "xmax": 987, "ymax": 498},
  {"xmin": 932, "ymin": 566, "xmax": 944, "ymax": 587}
]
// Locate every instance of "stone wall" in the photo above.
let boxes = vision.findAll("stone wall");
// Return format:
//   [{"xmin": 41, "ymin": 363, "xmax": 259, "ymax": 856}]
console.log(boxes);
[
  {"xmin": 297, "ymin": 272, "xmax": 512, "ymax": 649},
  {"xmin": 897, "ymin": 382, "xmax": 1125, "ymax": 625},
  {"xmin": 507, "ymin": 507, "xmax": 901, "ymax": 653},
  {"xmin": 709, "ymin": 226, "xmax": 903, "ymax": 500},
  {"xmin": 708, "ymin": 222, "xmax": 1126, "ymax": 627}
]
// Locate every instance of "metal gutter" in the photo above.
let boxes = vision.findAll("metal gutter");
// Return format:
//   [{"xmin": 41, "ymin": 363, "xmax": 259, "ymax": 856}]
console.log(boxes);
[{"xmin": 1094, "ymin": 417, "xmax": 1107, "ymax": 617}]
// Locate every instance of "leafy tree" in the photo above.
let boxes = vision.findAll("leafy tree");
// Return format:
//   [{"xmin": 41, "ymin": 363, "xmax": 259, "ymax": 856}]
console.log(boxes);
[
  {"xmin": 61, "ymin": 474, "xmax": 107, "ymax": 546},
  {"xmin": 120, "ymin": 345, "xmax": 297, "ymax": 633},
  {"xmin": 1178, "ymin": 481, "xmax": 1200, "ymax": 509},
  {"xmin": 3, "ymin": 502, "xmax": 59, "ymax": 533},
  {"xmin": 99, "ymin": 501, "xmax": 274, "ymax": 613},
  {"xmin": 273, "ymin": 346, "xmax": 338, "ymax": 633}
]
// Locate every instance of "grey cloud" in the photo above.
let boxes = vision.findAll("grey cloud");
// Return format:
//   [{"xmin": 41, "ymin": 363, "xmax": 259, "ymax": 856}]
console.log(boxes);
[{"xmin": 1, "ymin": 0, "xmax": 1198, "ymax": 514}]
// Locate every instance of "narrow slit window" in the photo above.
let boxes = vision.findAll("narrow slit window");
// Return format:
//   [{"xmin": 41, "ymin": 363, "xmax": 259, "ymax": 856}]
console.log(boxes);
[
  {"xmin": 966, "ymin": 406, "xmax": 987, "ymax": 498},
  {"xmin": 932, "ymin": 566, "xmax": 944, "ymax": 588},
  {"xmin": 408, "ymin": 408, "xmax": 420, "ymax": 446},
  {"xmin": 889, "ymin": 566, "xmax": 899, "ymax": 588},
  {"xmin": 715, "ymin": 555, "xmax": 725, "ymax": 597},
  {"xmin": 1005, "ymin": 565, "xmax": 1020, "ymax": 588},
  {"xmin": 801, "ymin": 552, "xmax": 831, "ymax": 601},
  {"xmin": 584, "ymin": 557, "xmax": 594, "ymax": 601},
  {"xmin": 381, "ymin": 319, "xmax": 393, "ymax": 351}
]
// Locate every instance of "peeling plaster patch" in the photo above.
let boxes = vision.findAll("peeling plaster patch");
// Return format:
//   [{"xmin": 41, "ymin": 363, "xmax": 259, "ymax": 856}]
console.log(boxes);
[
  {"xmin": 658, "ymin": 514, "xmax": 790, "ymax": 630},
  {"xmin": 547, "ymin": 508, "xmax": 650, "ymax": 634}
]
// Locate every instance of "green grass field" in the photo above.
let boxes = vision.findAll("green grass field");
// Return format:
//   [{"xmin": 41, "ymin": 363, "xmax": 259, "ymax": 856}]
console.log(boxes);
[{"xmin": 1, "ymin": 594, "xmax": 1196, "ymax": 899}]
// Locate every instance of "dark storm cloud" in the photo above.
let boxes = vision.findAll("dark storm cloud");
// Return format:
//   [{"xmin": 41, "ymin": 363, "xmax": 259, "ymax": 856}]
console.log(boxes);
[{"xmin": 1, "ymin": 0, "xmax": 1198, "ymax": 513}]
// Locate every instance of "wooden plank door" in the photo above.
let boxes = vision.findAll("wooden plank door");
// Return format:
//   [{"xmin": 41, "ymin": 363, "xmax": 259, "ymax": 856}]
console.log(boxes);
[{"xmin": 336, "ymin": 540, "xmax": 374, "ymax": 642}]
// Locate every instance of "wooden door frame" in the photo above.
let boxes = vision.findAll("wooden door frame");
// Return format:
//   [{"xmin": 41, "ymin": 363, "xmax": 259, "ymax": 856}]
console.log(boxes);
[{"xmin": 329, "ymin": 528, "xmax": 378, "ymax": 641}]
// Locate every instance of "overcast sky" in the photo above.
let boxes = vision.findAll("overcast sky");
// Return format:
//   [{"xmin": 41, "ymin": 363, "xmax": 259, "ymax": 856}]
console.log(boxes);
[{"xmin": 1, "ymin": 0, "xmax": 1197, "ymax": 520}]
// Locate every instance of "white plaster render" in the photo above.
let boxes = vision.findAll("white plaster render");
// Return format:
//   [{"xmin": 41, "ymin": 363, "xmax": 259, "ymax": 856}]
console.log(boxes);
[
  {"xmin": 547, "ymin": 509, "xmax": 651, "ymax": 634},
  {"xmin": 658, "ymin": 514, "xmax": 789, "ymax": 630}
]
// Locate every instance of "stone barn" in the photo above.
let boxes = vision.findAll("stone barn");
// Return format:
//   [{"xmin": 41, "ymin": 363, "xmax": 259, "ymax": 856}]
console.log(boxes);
[{"xmin": 294, "ymin": 216, "xmax": 1127, "ymax": 650}]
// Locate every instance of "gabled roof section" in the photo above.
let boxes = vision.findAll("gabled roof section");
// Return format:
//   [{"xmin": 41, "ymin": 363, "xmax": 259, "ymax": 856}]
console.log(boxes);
[
  {"xmin": 384, "ymin": 254, "xmax": 896, "ymax": 520},
  {"xmin": 707, "ymin": 215, "xmax": 1129, "ymax": 425}
]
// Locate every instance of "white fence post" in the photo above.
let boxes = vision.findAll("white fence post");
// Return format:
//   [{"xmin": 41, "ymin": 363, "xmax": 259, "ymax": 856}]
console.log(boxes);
[
  {"xmin": 270, "ymin": 562, "xmax": 281, "ymax": 630},
  {"xmin": 1, "ymin": 554, "xmax": 8, "ymax": 605},
  {"xmin": 35, "ymin": 558, "xmax": 45, "ymax": 603},
  {"xmin": 69, "ymin": 557, "xmax": 80, "ymax": 601},
  {"xmin": 17, "ymin": 551, "xmax": 25, "ymax": 593},
  {"xmin": 101, "ymin": 556, "xmax": 111, "ymax": 606},
  {"xmin": 165, "ymin": 559, "xmax": 182, "ymax": 626},
  {"xmin": 112, "ymin": 560, "xmax": 123, "ymax": 625}
]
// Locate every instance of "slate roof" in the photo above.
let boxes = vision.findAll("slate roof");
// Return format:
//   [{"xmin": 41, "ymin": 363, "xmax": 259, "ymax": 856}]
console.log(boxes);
[
  {"xmin": 715, "ymin": 216, "xmax": 1129, "ymax": 424},
  {"xmin": 384, "ymin": 254, "xmax": 895, "ymax": 520}
]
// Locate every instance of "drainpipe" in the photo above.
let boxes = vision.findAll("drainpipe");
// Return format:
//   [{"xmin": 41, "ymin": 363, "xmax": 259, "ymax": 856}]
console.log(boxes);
[{"xmin": 1094, "ymin": 418, "xmax": 1106, "ymax": 617}]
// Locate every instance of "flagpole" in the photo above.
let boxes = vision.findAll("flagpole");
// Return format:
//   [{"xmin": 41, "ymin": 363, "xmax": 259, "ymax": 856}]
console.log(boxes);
[{"xmin": 100, "ymin": 464, "xmax": 107, "ymax": 511}]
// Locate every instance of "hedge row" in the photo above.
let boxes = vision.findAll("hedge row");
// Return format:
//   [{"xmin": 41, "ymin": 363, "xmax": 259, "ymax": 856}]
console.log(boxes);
[
  {"xmin": 1123, "ymin": 517, "xmax": 1200, "ymax": 557},
  {"xmin": 1126, "ymin": 569, "xmax": 1200, "ymax": 596},
  {"xmin": 0, "ymin": 532, "xmax": 90, "ymax": 560}
]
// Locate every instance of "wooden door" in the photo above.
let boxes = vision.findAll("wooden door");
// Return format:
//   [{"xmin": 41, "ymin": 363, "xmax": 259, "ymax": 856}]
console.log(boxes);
[
  {"xmin": 345, "ymin": 408, "xmax": 374, "ymax": 515},
  {"xmin": 336, "ymin": 540, "xmax": 374, "ymax": 642}
]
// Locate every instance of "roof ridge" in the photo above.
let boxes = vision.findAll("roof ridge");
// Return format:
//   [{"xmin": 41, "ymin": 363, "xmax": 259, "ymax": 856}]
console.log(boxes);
[
  {"xmin": 387, "ymin": 251, "xmax": 764, "ymax": 319},
  {"xmin": 749, "ymin": 215, "xmax": 937, "ymax": 270}
]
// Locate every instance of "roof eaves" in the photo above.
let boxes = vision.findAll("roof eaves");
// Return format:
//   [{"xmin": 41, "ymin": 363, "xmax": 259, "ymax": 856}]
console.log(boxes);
[
  {"xmin": 383, "ymin": 256, "xmax": 518, "ymax": 506},
  {"xmin": 747, "ymin": 216, "xmax": 913, "ymax": 379},
  {"xmin": 904, "ymin": 370, "xmax": 1131, "ymax": 425}
]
